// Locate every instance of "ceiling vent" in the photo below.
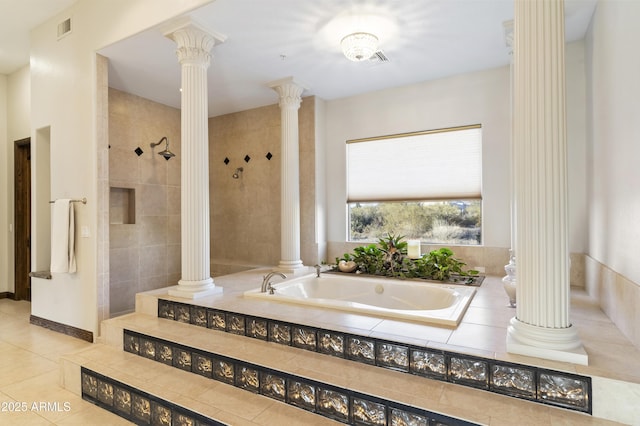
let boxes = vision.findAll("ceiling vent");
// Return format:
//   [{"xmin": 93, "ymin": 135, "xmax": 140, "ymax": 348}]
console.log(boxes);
[
  {"xmin": 57, "ymin": 18, "xmax": 72, "ymax": 40},
  {"xmin": 368, "ymin": 50, "xmax": 390, "ymax": 64}
]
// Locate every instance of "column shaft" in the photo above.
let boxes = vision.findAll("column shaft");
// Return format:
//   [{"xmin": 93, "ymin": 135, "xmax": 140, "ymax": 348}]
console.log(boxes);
[
  {"xmin": 166, "ymin": 21, "xmax": 223, "ymax": 298},
  {"xmin": 180, "ymin": 61, "xmax": 211, "ymax": 283},
  {"xmin": 507, "ymin": 0, "xmax": 586, "ymax": 364},
  {"xmin": 270, "ymin": 78, "xmax": 306, "ymax": 272}
]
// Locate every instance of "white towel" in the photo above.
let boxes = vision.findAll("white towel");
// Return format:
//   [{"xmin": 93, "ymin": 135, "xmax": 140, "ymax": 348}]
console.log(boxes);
[{"xmin": 50, "ymin": 199, "xmax": 77, "ymax": 273}]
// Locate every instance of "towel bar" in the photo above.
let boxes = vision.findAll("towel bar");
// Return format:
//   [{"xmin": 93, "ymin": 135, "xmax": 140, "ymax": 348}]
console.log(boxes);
[{"xmin": 49, "ymin": 198, "xmax": 87, "ymax": 204}]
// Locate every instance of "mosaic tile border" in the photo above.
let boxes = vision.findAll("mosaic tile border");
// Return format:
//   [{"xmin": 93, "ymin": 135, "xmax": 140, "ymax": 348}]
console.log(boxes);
[
  {"xmin": 81, "ymin": 367, "xmax": 226, "ymax": 426},
  {"xmin": 124, "ymin": 329, "xmax": 478, "ymax": 426},
  {"xmin": 157, "ymin": 299, "xmax": 592, "ymax": 414}
]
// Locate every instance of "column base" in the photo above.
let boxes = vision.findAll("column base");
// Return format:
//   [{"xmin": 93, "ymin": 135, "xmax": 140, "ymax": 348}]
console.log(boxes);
[
  {"xmin": 276, "ymin": 260, "xmax": 305, "ymax": 274},
  {"xmin": 506, "ymin": 317, "xmax": 588, "ymax": 365},
  {"xmin": 168, "ymin": 278, "xmax": 223, "ymax": 299}
]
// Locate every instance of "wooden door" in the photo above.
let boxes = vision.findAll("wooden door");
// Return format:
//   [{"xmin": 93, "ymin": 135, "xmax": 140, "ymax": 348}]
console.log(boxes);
[{"xmin": 14, "ymin": 138, "xmax": 31, "ymax": 301}]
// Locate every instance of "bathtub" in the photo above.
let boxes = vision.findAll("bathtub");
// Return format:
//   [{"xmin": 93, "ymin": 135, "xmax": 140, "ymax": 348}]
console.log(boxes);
[{"xmin": 243, "ymin": 273, "xmax": 476, "ymax": 326}]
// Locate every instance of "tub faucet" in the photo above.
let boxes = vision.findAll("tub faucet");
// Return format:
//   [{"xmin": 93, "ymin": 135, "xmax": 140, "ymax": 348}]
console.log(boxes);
[
  {"xmin": 261, "ymin": 272, "xmax": 287, "ymax": 293},
  {"xmin": 314, "ymin": 264, "xmax": 321, "ymax": 277}
]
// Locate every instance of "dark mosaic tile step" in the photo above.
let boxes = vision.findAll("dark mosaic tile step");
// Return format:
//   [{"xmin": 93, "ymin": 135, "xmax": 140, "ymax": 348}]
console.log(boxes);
[
  {"xmin": 123, "ymin": 329, "xmax": 478, "ymax": 426},
  {"xmin": 157, "ymin": 299, "xmax": 592, "ymax": 415},
  {"xmin": 81, "ymin": 367, "xmax": 226, "ymax": 426}
]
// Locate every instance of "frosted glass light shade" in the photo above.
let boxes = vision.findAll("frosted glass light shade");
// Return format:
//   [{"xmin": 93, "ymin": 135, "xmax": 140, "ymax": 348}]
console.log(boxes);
[{"xmin": 341, "ymin": 32, "xmax": 378, "ymax": 61}]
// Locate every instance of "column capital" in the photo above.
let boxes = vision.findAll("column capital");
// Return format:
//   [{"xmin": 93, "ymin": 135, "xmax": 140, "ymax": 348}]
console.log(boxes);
[
  {"xmin": 269, "ymin": 77, "xmax": 308, "ymax": 109},
  {"xmin": 164, "ymin": 18, "xmax": 226, "ymax": 67}
]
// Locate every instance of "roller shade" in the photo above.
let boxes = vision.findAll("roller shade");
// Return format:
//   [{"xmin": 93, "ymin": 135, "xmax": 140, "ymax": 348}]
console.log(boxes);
[{"xmin": 346, "ymin": 125, "xmax": 482, "ymax": 203}]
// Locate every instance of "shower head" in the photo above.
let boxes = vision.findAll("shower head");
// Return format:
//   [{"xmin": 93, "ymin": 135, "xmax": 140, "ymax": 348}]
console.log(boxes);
[
  {"xmin": 232, "ymin": 167, "xmax": 244, "ymax": 179},
  {"xmin": 150, "ymin": 137, "xmax": 175, "ymax": 160}
]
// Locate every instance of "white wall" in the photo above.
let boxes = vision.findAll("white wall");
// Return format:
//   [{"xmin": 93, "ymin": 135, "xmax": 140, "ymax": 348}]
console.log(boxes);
[
  {"xmin": 29, "ymin": 0, "xmax": 213, "ymax": 335},
  {"xmin": 587, "ymin": 0, "xmax": 640, "ymax": 284},
  {"xmin": 8, "ymin": 67, "xmax": 31, "ymax": 143},
  {"xmin": 0, "ymin": 74, "xmax": 7, "ymax": 293},
  {"xmin": 566, "ymin": 40, "xmax": 588, "ymax": 255},
  {"xmin": 325, "ymin": 67, "xmax": 512, "ymax": 248},
  {"xmin": 0, "ymin": 66, "xmax": 32, "ymax": 295},
  {"xmin": 325, "ymin": 43, "xmax": 588, "ymax": 256}
]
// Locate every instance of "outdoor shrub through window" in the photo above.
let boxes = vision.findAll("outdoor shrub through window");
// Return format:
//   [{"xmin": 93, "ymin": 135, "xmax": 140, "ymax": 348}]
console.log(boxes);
[
  {"xmin": 346, "ymin": 125, "xmax": 482, "ymax": 245},
  {"xmin": 348, "ymin": 200, "xmax": 481, "ymax": 244}
]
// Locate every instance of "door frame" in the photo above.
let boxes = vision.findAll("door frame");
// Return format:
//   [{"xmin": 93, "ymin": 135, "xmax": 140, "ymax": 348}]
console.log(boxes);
[{"xmin": 14, "ymin": 138, "xmax": 31, "ymax": 301}]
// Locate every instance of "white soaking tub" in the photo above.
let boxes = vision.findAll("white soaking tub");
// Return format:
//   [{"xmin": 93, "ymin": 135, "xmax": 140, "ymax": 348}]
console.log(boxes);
[{"xmin": 243, "ymin": 273, "xmax": 476, "ymax": 326}]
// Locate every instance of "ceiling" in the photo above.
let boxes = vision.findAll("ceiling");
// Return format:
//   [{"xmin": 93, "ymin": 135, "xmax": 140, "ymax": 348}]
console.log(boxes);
[
  {"xmin": 0, "ymin": 0, "xmax": 77, "ymax": 74},
  {"xmin": 3, "ymin": 0, "xmax": 597, "ymax": 118}
]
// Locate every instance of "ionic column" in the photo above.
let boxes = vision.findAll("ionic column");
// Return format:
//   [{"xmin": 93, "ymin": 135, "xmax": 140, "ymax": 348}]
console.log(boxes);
[
  {"xmin": 165, "ymin": 20, "xmax": 225, "ymax": 298},
  {"xmin": 269, "ymin": 77, "xmax": 306, "ymax": 273},
  {"xmin": 507, "ymin": 0, "xmax": 586, "ymax": 364}
]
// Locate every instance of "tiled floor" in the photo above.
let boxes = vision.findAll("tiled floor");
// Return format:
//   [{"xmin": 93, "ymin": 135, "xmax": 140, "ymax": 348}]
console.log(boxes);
[
  {"xmin": 1, "ymin": 269, "xmax": 639, "ymax": 425},
  {"xmin": 0, "ymin": 299, "xmax": 129, "ymax": 425}
]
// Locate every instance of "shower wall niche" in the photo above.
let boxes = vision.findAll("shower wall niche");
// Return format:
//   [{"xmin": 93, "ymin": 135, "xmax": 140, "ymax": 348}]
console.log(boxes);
[{"xmin": 109, "ymin": 187, "xmax": 135, "ymax": 224}]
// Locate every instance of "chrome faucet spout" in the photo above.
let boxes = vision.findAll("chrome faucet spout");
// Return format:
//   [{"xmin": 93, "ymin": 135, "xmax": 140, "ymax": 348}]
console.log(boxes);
[
  {"xmin": 314, "ymin": 264, "xmax": 321, "ymax": 278},
  {"xmin": 261, "ymin": 272, "xmax": 287, "ymax": 293}
]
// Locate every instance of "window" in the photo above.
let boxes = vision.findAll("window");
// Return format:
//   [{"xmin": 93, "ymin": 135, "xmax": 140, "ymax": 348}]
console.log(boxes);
[{"xmin": 346, "ymin": 125, "xmax": 482, "ymax": 245}]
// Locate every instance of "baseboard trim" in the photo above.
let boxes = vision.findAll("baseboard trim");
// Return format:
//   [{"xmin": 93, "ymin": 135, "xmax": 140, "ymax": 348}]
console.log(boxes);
[
  {"xmin": 0, "ymin": 292, "xmax": 16, "ymax": 299},
  {"xmin": 30, "ymin": 315, "xmax": 93, "ymax": 342}
]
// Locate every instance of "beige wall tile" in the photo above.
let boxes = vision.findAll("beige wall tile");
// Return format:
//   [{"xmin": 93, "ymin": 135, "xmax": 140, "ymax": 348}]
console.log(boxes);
[
  {"xmin": 138, "ymin": 184, "xmax": 168, "ymax": 216},
  {"xmin": 108, "ymin": 147, "xmax": 139, "ymax": 182},
  {"xmin": 109, "ymin": 279, "xmax": 137, "ymax": 314},
  {"xmin": 617, "ymin": 274, "xmax": 639, "ymax": 347},
  {"xmin": 109, "ymin": 88, "xmax": 181, "ymax": 316},
  {"xmin": 167, "ymin": 185, "xmax": 180, "ymax": 215},
  {"xmin": 139, "ymin": 155, "xmax": 168, "ymax": 185},
  {"xmin": 584, "ymin": 255, "xmax": 601, "ymax": 297},
  {"xmin": 570, "ymin": 252, "xmax": 585, "ymax": 288},
  {"xmin": 168, "ymin": 215, "xmax": 181, "ymax": 245},
  {"xmin": 109, "ymin": 224, "xmax": 138, "ymax": 248},
  {"xmin": 584, "ymin": 254, "xmax": 640, "ymax": 352},
  {"xmin": 140, "ymin": 274, "xmax": 169, "ymax": 292},
  {"xmin": 138, "ymin": 215, "xmax": 167, "ymax": 246},
  {"xmin": 109, "ymin": 247, "xmax": 139, "ymax": 283},
  {"xmin": 167, "ymin": 244, "xmax": 181, "ymax": 276},
  {"xmin": 139, "ymin": 245, "xmax": 167, "ymax": 279},
  {"xmin": 209, "ymin": 97, "xmax": 318, "ymax": 267}
]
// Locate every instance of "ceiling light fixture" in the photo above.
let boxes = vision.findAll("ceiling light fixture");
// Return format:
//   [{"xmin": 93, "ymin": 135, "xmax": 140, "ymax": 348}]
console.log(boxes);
[{"xmin": 341, "ymin": 32, "xmax": 378, "ymax": 62}]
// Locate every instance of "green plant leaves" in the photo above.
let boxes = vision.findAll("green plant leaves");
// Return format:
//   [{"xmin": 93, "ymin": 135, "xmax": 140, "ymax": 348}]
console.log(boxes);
[{"xmin": 336, "ymin": 237, "xmax": 478, "ymax": 282}]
